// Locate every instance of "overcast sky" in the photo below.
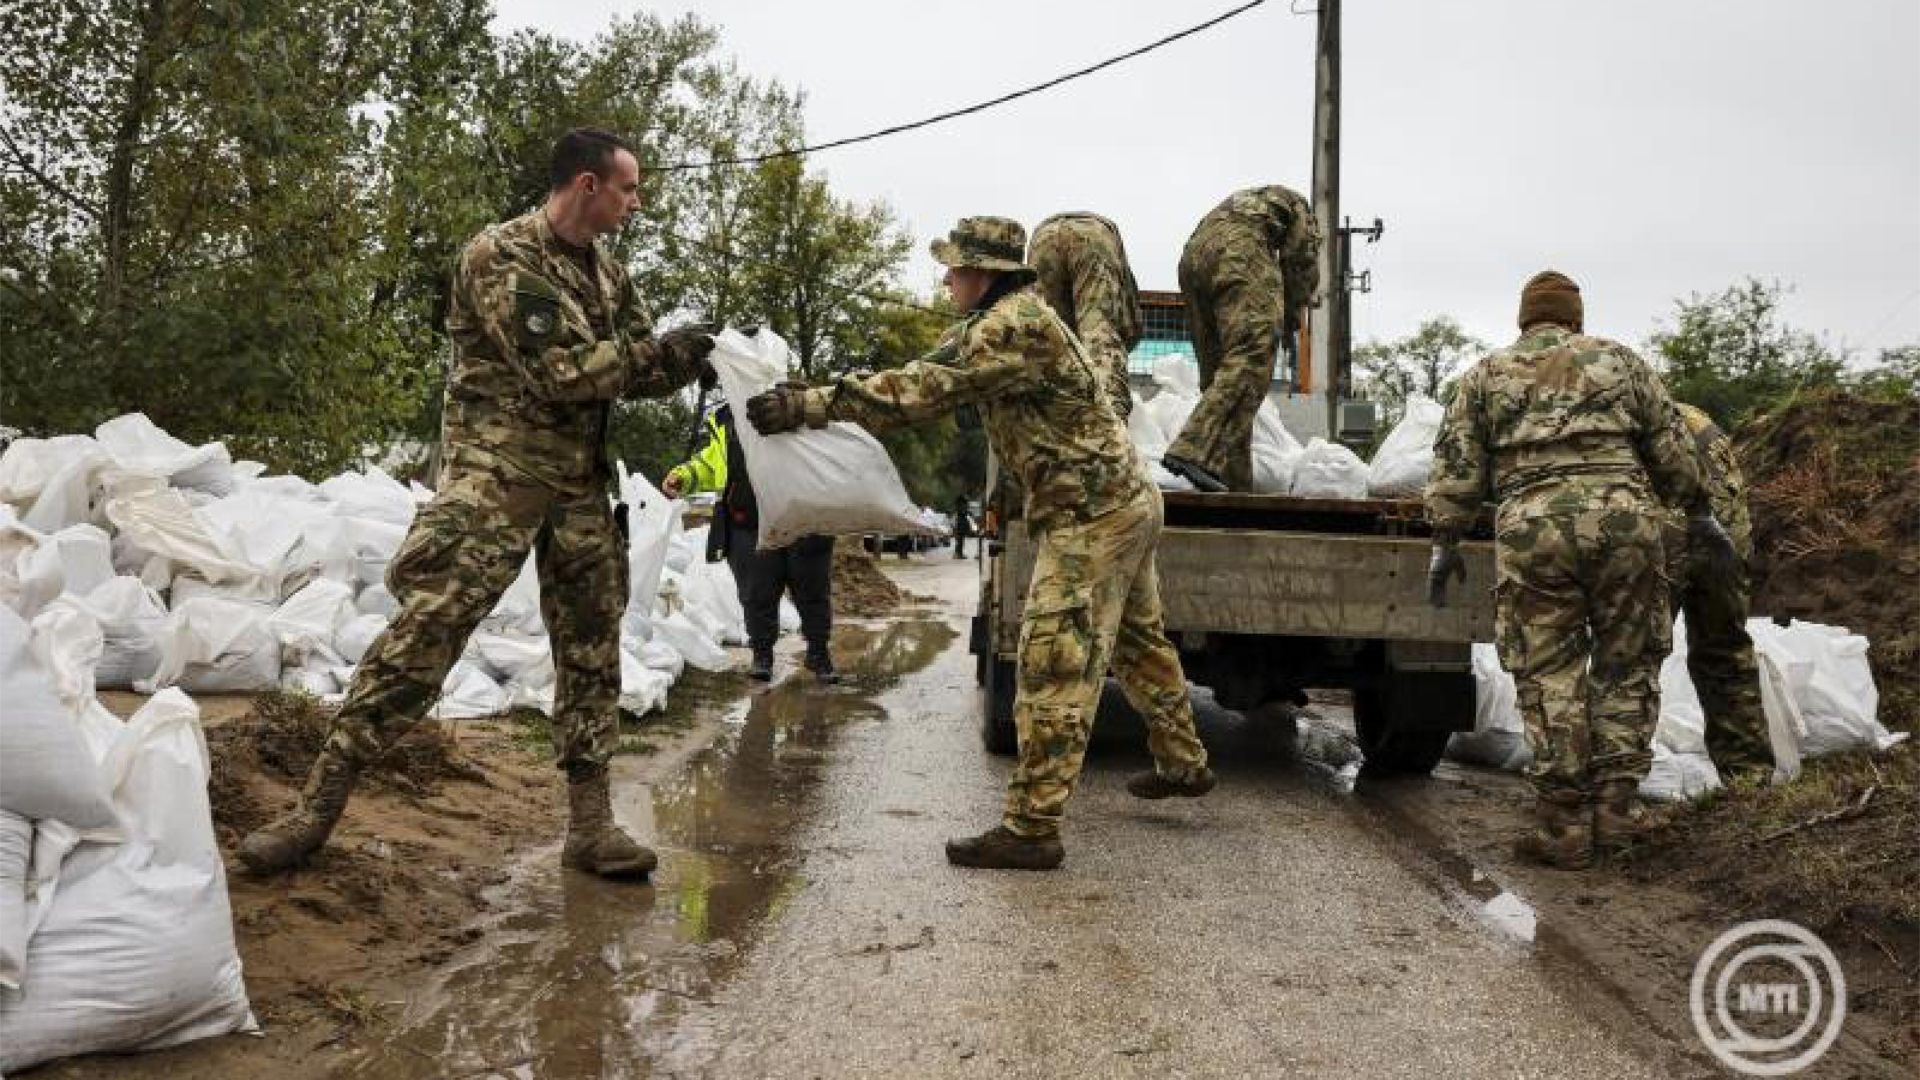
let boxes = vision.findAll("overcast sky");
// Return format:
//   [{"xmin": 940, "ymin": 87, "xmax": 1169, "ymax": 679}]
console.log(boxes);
[{"xmin": 494, "ymin": 0, "xmax": 1919, "ymax": 357}]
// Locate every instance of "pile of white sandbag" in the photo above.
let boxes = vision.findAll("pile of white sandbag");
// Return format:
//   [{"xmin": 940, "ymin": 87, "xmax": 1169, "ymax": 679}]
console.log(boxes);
[
  {"xmin": 0, "ymin": 412, "xmax": 779, "ymax": 727},
  {"xmin": 1, "ymin": 606, "xmax": 256, "ymax": 1073},
  {"xmin": 1447, "ymin": 616, "xmax": 1907, "ymax": 799}
]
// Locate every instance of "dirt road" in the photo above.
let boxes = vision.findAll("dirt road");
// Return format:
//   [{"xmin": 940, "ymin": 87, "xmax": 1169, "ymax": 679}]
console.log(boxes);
[{"xmin": 44, "ymin": 557, "xmax": 1908, "ymax": 1079}]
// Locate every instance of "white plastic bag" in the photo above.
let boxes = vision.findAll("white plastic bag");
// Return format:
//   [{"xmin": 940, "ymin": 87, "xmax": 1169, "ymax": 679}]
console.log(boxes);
[
  {"xmin": 432, "ymin": 661, "xmax": 508, "ymax": 720},
  {"xmin": 1289, "ymin": 438, "xmax": 1370, "ymax": 500},
  {"xmin": 651, "ymin": 609, "xmax": 730, "ymax": 673},
  {"xmin": 0, "ymin": 808, "xmax": 28, "ymax": 990},
  {"xmin": 267, "ymin": 578, "xmax": 357, "ymax": 667},
  {"xmin": 617, "ymin": 462, "xmax": 680, "ymax": 619},
  {"xmin": 1446, "ymin": 643, "xmax": 1532, "ymax": 770},
  {"xmin": 140, "ymin": 596, "xmax": 282, "ymax": 692},
  {"xmin": 93, "ymin": 413, "xmax": 234, "ymax": 496},
  {"xmin": 0, "ymin": 690, "xmax": 257, "ymax": 1073},
  {"xmin": 709, "ymin": 329, "xmax": 932, "ymax": 550},
  {"xmin": 1367, "ymin": 394, "xmax": 1446, "ymax": 497},
  {"xmin": 0, "ymin": 609, "xmax": 120, "ymax": 835},
  {"xmin": 336, "ymin": 613, "xmax": 388, "ymax": 664},
  {"xmin": 1640, "ymin": 743, "xmax": 1723, "ymax": 802},
  {"xmin": 1250, "ymin": 399, "xmax": 1303, "ymax": 495},
  {"xmin": 619, "ymin": 650, "xmax": 674, "ymax": 715}
]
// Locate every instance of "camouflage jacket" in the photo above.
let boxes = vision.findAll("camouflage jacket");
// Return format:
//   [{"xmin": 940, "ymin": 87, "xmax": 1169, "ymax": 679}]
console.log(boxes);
[
  {"xmin": 1184, "ymin": 185, "xmax": 1322, "ymax": 309},
  {"xmin": 1427, "ymin": 325, "xmax": 1708, "ymax": 535},
  {"xmin": 1029, "ymin": 212, "xmax": 1142, "ymax": 418},
  {"xmin": 802, "ymin": 287, "xmax": 1146, "ymax": 534},
  {"xmin": 1666, "ymin": 402, "xmax": 1754, "ymax": 559},
  {"xmin": 441, "ymin": 210, "xmax": 700, "ymax": 494}
]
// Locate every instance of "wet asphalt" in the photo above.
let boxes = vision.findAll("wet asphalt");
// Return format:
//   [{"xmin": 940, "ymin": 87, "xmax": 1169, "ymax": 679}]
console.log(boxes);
[{"xmin": 349, "ymin": 557, "xmax": 1684, "ymax": 1079}]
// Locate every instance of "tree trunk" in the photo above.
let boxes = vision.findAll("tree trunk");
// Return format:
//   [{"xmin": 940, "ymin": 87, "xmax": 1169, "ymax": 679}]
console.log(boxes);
[{"xmin": 101, "ymin": 0, "xmax": 170, "ymax": 404}]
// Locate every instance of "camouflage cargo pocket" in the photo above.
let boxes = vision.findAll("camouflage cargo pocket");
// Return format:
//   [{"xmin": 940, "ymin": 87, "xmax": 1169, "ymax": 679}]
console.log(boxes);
[{"xmin": 1017, "ymin": 591, "xmax": 1093, "ymax": 692}]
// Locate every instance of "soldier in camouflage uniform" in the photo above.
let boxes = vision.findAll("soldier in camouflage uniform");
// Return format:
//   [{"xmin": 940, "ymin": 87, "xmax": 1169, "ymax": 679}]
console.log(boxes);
[
  {"xmin": 1027, "ymin": 212, "xmax": 1143, "ymax": 420},
  {"xmin": 1426, "ymin": 271, "xmax": 1735, "ymax": 869},
  {"xmin": 1663, "ymin": 402, "xmax": 1771, "ymax": 782},
  {"xmin": 1162, "ymin": 185, "xmax": 1321, "ymax": 492},
  {"xmin": 746, "ymin": 216, "xmax": 1214, "ymax": 871},
  {"xmin": 240, "ymin": 129, "xmax": 715, "ymax": 879}
]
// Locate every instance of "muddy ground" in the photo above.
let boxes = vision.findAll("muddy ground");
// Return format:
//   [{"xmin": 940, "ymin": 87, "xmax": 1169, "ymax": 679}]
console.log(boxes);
[{"xmin": 38, "ymin": 555, "xmax": 1914, "ymax": 1078}]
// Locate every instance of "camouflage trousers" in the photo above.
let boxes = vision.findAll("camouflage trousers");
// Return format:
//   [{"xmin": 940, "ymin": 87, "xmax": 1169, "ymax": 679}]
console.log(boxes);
[
  {"xmin": 1005, "ymin": 487, "xmax": 1208, "ymax": 837},
  {"xmin": 1665, "ymin": 530, "xmax": 1770, "ymax": 777},
  {"xmin": 326, "ymin": 451, "xmax": 625, "ymax": 775},
  {"xmin": 1494, "ymin": 487, "xmax": 1670, "ymax": 804},
  {"xmin": 1166, "ymin": 239, "xmax": 1287, "ymax": 491}
]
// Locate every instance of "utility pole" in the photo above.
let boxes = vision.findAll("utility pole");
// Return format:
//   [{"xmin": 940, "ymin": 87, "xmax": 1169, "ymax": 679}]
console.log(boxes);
[{"xmin": 1307, "ymin": 0, "xmax": 1343, "ymax": 438}]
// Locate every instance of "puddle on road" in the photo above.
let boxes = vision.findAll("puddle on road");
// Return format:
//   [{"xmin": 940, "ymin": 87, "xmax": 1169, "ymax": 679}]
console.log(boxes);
[{"xmin": 342, "ymin": 618, "xmax": 956, "ymax": 1080}]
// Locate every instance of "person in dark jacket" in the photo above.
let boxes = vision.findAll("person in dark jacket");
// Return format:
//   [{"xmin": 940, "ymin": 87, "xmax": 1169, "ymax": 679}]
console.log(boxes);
[
  {"xmin": 952, "ymin": 493, "xmax": 975, "ymax": 559},
  {"xmin": 665, "ymin": 405, "xmax": 836, "ymax": 682}
]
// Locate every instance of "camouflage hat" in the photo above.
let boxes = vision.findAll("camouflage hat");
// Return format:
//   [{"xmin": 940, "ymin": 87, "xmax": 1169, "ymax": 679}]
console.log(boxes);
[{"xmin": 930, "ymin": 216, "xmax": 1035, "ymax": 278}]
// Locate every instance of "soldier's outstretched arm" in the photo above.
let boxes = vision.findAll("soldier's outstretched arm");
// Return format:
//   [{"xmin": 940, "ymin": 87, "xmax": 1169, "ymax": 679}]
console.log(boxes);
[
  {"xmin": 614, "ymin": 275, "xmax": 714, "ymax": 398},
  {"xmin": 805, "ymin": 320, "xmax": 1042, "ymax": 434},
  {"xmin": 1626, "ymin": 350, "xmax": 1710, "ymax": 513}
]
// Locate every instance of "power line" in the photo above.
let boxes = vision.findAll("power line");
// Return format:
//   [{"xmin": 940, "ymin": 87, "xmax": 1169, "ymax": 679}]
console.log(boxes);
[{"xmin": 648, "ymin": 0, "xmax": 1270, "ymax": 173}]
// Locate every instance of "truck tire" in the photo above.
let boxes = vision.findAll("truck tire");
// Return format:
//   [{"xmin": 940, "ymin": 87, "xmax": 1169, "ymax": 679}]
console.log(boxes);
[
  {"xmin": 1354, "ymin": 671, "xmax": 1468, "ymax": 776},
  {"xmin": 981, "ymin": 656, "xmax": 1018, "ymax": 755}
]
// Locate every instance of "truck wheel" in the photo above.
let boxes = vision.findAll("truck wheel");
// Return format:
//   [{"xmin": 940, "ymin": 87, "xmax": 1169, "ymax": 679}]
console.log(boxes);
[
  {"xmin": 980, "ymin": 657, "xmax": 1018, "ymax": 755},
  {"xmin": 1353, "ymin": 674, "xmax": 1462, "ymax": 776}
]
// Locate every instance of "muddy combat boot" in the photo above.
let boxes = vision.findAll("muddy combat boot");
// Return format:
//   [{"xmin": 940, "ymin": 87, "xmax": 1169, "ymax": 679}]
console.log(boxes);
[
  {"xmin": 803, "ymin": 639, "xmax": 839, "ymax": 684},
  {"xmin": 747, "ymin": 643, "xmax": 774, "ymax": 682},
  {"xmin": 1513, "ymin": 798, "xmax": 1594, "ymax": 870},
  {"xmin": 238, "ymin": 748, "xmax": 361, "ymax": 874},
  {"xmin": 944, "ymin": 826, "xmax": 1064, "ymax": 871},
  {"xmin": 1126, "ymin": 766, "xmax": 1218, "ymax": 800},
  {"xmin": 561, "ymin": 767, "xmax": 657, "ymax": 879},
  {"xmin": 1593, "ymin": 778, "xmax": 1677, "ymax": 853}
]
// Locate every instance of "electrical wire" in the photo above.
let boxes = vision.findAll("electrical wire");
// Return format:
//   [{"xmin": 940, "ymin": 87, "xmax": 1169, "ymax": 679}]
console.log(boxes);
[{"xmin": 648, "ymin": 0, "xmax": 1269, "ymax": 173}]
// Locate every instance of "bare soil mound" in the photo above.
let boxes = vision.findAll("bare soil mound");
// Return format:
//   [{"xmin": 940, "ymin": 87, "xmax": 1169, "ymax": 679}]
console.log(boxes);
[
  {"xmin": 832, "ymin": 544, "xmax": 905, "ymax": 617},
  {"xmin": 1736, "ymin": 389, "xmax": 1920, "ymax": 727}
]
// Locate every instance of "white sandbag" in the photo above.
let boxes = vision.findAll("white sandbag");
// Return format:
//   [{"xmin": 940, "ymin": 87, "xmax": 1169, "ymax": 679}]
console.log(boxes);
[
  {"xmin": 0, "ymin": 609, "xmax": 119, "ymax": 835},
  {"xmin": 628, "ymin": 636, "xmax": 685, "ymax": 679},
  {"xmin": 9, "ymin": 531, "xmax": 65, "ymax": 618},
  {"xmin": 1250, "ymin": 399, "xmax": 1303, "ymax": 495},
  {"xmin": 1288, "ymin": 438, "xmax": 1369, "ymax": 500},
  {"xmin": 709, "ymin": 329, "xmax": 932, "ymax": 550},
  {"xmin": 0, "ymin": 808, "xmax": 27, "ymax": 990},
  {"xmin": 619, "ymin": 650, "xmax": 673, "ymax": 716},
  {"xmin": 93, "ymin": 413, "xmax": 234, "ymax": 496},
  {"xmin": 280, "ymin": 663, "xmax": 338, "ymax": 696},
  {"xmin": 651, "ymin": 609, "xmax": 730, "ymax": 673},
  {"xmin": 140, "ymin": 596, "xmax": 281, "ymax": 693},
  {"xmin": 432, "ymin": 662, "xmax": 508, "ymax": 720},
  {"xmin": 356, "ymin": 583, "xmax": 398, "ymax": 618},
  {"xmin": 267, "ymin": 579, "xmax": 357, "ymax": 667},
  {"xmin": 20, "ymin": 441, "xmax": 109, "ymax": 533},
  {"xmin": 467, "ymin": 630, "xmax": 553, "ymax": 687},
  {"xmin": 317, "ymin": 466, "xmax": 417, "ymax": 526},
  {"xmin": 1640, "ymin": 744, "xmax": 1723, "ymax": 803},
  {"xmin": 0, "ymin": 436, "xmax": 100, "ymax": 508},
  {"xmin": 199, "ymin": 488, "xmax": 349, "ymax": 592},
  {"xmin": 685, "ymin": 558, "xmax": 747, "ymax": 646},
  {"xmin": 105, "ymin": 486, "xmax": 263, "ymax": 589},
  {"xmin": 1446, "ymin": 643, "xmax": 1532, "ymax": 770},
  {"xmin": 1366, "ymin": 394, "xmax": 1445, "ymax": 497},
  {"xmin": 482, "ymin": 554, "xmax": 543, "ymax": 636},
  {"xmin": 0, "ymin": 689, "xmax": 256, "ymax": 1073},
  {"xmin": 336, "ymin": 613, "xmax": 388, "ymax": 664},
  {"xmin": 1125, "ymin": 393, "xmax": 1169, "ymax": 461},
  {"xmin": 46, "ymin": 578, "xmax": 166, "ymax": 691},
  {"xmin": 1748, "ymin": 619, "xmax": 1904, "ymax": 757},
  {"xmin": 49, "ymin": 524, "xmax": 115, "ymax": 598},
  {"xmin": 617, "ymin": 462, "xmax": 681, "ymax": 620},
  {"xmin": 0, "ymin": 506, "xmax": 47, "ymax": 612},
  {"xmin": 25, "ymin": 604, "xmax": 103, "ymax": 719}
]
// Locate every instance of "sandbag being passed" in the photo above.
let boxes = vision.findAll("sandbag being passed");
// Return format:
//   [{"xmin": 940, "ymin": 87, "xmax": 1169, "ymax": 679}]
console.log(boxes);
[{"xmin": 708, "ymin": 329, "xmax": 933, "ymax": 550}]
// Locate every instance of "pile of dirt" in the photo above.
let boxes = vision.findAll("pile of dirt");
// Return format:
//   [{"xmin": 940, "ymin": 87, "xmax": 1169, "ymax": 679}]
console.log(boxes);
[
  {"xmin": 206, "ymin": 691, "xmax": 485, "ymax": 841},
  {"xmin": 831, "ymin": 544, "xmax": 906, "ymax": 617},
  {"xmin": 1735, "ymin": 389, "xmax": 1920, "ymax": 728}
]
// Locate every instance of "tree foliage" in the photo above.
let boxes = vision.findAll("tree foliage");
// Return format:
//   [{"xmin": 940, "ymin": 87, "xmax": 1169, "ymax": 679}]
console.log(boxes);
[
  {"xmin": 1353, "ymin": 316, "xmax": 1486, "ymax": 421},
  {"xmin": 1646, "ymin": 278, "xmax": 1847, "ymax": 430},
  {"xmin": 0, "ymin": 1, "xmax": 921, "ymax": 487}
]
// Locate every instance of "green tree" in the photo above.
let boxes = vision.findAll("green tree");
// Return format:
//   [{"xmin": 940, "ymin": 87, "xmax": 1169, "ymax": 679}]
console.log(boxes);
[
  {"xmin": 1847, "ymin": 343, "xmax": 1919, "ymax": 403},
  {"xmin": 1647, "ymin": 278, "xmax": 1844, "ymax": 429},
  {"xmin": 1353, "ymin": 316, "xmax": 1485, "ymax": 422}
]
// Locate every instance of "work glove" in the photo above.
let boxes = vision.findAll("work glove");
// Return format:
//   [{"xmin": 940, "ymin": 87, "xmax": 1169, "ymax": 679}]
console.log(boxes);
[
  {"xmin": 658, "ymin": 323, "xmax": 717, "ymax": 366},
  {"xmin": 746, "ymin": 384, "xmax": 815, "ymax": 435},
  {"xmin": 1426, "ymin": 540, "xmax": 1466, "ymax": 608},
  {"xmin": 661, "ymin": 470, "xmax": 686, "ymax": 498},
  {"xmin": 1689, "ymin": 511, "xmax": 1739, "ymax": 579}
]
